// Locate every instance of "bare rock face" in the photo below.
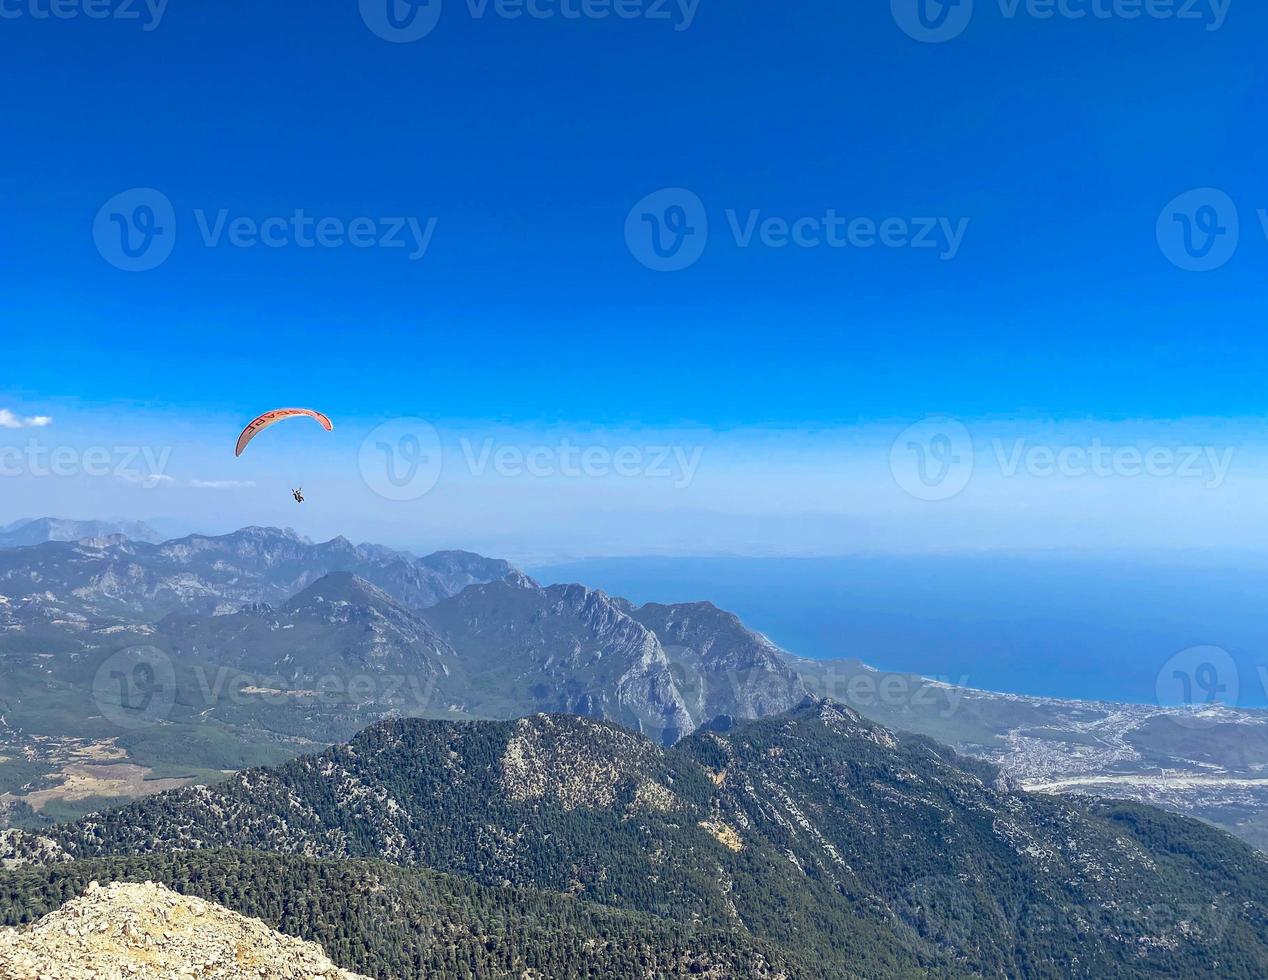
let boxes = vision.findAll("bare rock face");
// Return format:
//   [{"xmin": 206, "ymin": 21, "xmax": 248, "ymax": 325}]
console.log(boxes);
[
  {"xmin": 0, "ymin": 880, "xmax": 369, "ymax": 980},
  {"xmin": 423, "ymin": 576, "xmax": 696, "ymax": 743},
  {"xmin": 629, "ymin": 601, "xmax": 808, "ymax": 722}
]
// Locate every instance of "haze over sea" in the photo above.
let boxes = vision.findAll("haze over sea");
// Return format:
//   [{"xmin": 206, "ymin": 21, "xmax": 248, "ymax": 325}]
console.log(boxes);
[{"xmin": 532, "ymin": 553, "xmax": 1268, "ymax": 709}]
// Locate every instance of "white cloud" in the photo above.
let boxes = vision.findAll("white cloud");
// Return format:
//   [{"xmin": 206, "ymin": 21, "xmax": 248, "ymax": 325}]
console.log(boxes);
[
  {"xmin": 0, "ymin": 410, "xmax": 53, "ymax": 429},
  {"xmin": 116, "ymin": 472, "xmax": 175, "ymax": 487},
  {"xmin": 189, "ymin": 479, "xmax": 256, "ymax": 490}
]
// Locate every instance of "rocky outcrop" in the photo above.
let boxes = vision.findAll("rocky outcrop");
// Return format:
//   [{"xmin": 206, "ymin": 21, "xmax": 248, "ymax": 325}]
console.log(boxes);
[
  {"xmin": 0, "ymin": 880, "xmax": 368, "ymax": 979},
  {"xmin": 424, "ymin": 576, "xmax": 696, "ymax": 743},
  {"xmin": 631, "ymin": 601, "xmax": 808, "ymax": 721}
]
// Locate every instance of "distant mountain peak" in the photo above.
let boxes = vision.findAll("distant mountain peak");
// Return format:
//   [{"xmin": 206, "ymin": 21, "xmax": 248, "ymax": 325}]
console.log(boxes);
[
  {"xmin": 792, "ymin": 694, "xmax": 864, "ymax": 724},
  {"xmin": 641, "ymin": 599, "xmax": 724, "ymax": 615},
  {"xmin": 284, "ymin": 571, "xmax": 400, "ymax": 612},
  {"xmin": 502, "ymin": 569, "xmax": 542, "ymax": 590},
  {"xmin": 0, "ymin": 517, "xmax": 162, "ymax": 547},
  {"xmin": 234, "ymin": 525, "xmax": 308, "ymax": 543},
  {"xmin": 427, "ymin": 548, "xmax": 504, "ymax": 562}
]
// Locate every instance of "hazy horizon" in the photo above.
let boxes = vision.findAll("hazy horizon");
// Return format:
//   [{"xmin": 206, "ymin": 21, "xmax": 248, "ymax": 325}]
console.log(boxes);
[{"xmin": 3, "ymin": 411, "xmax": 1268, "ymax": 564}]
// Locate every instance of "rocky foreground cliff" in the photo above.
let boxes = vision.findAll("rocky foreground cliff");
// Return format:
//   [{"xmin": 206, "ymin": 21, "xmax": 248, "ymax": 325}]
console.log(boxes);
[{"xmin": 0, "ymin": 880, "xmax": 368, "ymax": 980}]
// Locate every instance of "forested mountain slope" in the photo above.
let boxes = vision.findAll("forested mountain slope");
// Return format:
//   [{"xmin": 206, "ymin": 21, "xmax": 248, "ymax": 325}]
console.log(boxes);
[
  {"xmin": 0, "ymin": 850, "xmax": 800, "ymax": 980},
  {"xmin": 8, "ymin": 700, "xmax": 1266, "ymax": 978}
]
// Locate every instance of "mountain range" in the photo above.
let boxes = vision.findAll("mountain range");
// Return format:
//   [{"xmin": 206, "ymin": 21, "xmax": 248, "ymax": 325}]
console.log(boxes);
[
  {"xmin": 3, "ymin": 522, "xmax": 1268, "ymax": 975},
  {"xmin": 0, "ymin": 518, "xmax": 163, "ymax": 548},
  {"xmin": 0, "ymin": 522, "xmax": 1265, "ymax": 856}
]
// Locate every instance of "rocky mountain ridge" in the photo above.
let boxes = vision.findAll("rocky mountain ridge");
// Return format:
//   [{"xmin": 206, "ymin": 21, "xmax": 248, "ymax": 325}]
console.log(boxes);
[
  {"xmin": 629, "ymin": 600, "xmax": 806, "ymax": 722},
  {"xmin": 163, "ymin": 571, "xmax": 459, "ymax": 686},
  {"xmin": 0, "ymin": 525, "xmax": 514, "ymax": 626},
  {"xmin": 423, "ymin": 575, "xmax": 700, "ymax": 742}
]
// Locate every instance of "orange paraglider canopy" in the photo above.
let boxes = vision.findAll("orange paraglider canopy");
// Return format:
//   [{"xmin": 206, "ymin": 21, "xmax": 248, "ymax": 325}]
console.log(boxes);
[{"xmin": 235, "ymin": 409, "xmax": 333, "ymax": 457}]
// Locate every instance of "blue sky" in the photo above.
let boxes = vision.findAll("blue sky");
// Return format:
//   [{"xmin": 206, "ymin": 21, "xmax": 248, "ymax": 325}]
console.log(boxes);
[{"xmin": 3, "ymin": 0, "xmax": 1267, "ymax": 557}]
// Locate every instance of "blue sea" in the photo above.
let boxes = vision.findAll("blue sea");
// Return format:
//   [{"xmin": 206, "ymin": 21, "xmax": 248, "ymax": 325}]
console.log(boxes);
[{"xmin": 530, "ymin": 554, "xmax": 1268, "ymax": 708}]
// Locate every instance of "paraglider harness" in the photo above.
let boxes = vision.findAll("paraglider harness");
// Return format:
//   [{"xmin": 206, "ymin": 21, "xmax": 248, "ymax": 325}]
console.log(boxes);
[{"xmin": 292, "ymin": 488, "xmax": 305, "ymax": 504}]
